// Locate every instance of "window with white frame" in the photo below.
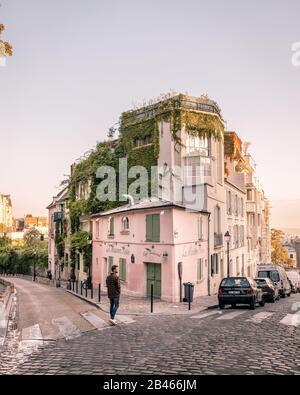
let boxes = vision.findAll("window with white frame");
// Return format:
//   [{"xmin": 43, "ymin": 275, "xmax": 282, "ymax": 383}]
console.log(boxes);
[
  {"xmin": 95, "ymin": 220, "xmax": 100, "ymax": 239},
  {"xmin": 122, "ymin": 216, "xmax": 129, "ymax": 231},
  {"xmin": 185, "ymin": 135, "xmax": 209, "ymax": 156},
  {"xmin": 108, "ymin": 217, "xmax": 114, "ymax": 236}
]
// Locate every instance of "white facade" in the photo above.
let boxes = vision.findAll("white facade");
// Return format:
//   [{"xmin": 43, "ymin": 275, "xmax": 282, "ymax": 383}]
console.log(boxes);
[{"xmin": 0, "ymin": 194, "xmax": 13, "ymax": 235}]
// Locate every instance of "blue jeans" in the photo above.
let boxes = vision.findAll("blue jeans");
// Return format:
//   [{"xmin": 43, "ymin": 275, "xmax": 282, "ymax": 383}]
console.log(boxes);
[{"xmin": 109, "ymin": 297, "xmax": 120, "ymax": 320}]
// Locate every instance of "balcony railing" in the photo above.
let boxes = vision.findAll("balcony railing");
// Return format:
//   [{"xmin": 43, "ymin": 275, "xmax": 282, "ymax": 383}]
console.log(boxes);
[{"xmin": 214, "ymin": 233, "xmax": 223, "ymax": 248}]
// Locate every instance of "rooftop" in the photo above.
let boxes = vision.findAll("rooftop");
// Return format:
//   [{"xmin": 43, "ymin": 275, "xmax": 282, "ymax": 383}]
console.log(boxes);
[{"xmin": 91, "ymin": 198, "xmax": 204, "ymax": 218}]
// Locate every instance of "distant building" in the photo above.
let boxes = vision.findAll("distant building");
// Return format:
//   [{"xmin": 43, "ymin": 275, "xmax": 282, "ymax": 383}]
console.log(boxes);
[
  {"xmin": 0, "ymin": 194, "xmax": 13, "ymax": 236},
  {"xmin": 291, "ymin": 238, "xmax": 300, "ymax": 269},
  {"xmin": 284, "ymin": 242, "xmax": 298, "ymax": 268}
]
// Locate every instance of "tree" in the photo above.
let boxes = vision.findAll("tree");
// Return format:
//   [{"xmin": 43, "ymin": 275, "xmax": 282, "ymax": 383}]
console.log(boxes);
[
  {"xmin": 271, "ymin": 229, "xmax": 288, "ymax": 265},
  {"xmin": 24, "ymin": 229, "xmax": 46, "ymax": 249},
  {"xmin": 0, "ymin": 24, "xmax": 13, "ymax": 57}
]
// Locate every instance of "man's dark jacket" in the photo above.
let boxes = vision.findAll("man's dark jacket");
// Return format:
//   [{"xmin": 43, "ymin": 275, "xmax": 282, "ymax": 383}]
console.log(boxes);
[{"xmin": 106, "ymin": 273, "xmax": 121, "ymax": 299}]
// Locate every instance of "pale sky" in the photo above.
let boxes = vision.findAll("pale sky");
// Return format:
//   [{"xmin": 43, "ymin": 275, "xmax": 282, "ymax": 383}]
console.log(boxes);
[{"xmin": 0, "ymin": 0, "xmax": 300, "ymax": 227}]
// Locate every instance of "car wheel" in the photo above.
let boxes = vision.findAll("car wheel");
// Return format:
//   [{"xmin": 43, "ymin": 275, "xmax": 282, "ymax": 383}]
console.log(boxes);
[
  {"xmin": 271, "ymin": 295, "xmax": 276, "ymax": 303},
  {"xmin": 287, "ymin": 292, "xmax": 291, "ymax": 297},
  {"xmin": 219, "ymin": 304, "xmax": 225, "ymax": 310},
  {"xmin": 250, "ymin": 299, "xmax": 256, "ymax": 310},
  {"xmin": 259, "ymin": 299, "xmax": 265, "ymax": 307},
  {"xmin": 231, "ymin": 303, "xmax": 236, "ymax": 309},
  {"xmin": 281, "ymin": 292, "xmax": 286, "ymax": 298}
]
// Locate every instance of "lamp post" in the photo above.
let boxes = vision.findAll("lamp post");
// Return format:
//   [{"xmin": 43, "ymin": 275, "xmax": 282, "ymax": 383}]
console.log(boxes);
[
  {"xmin": 87, "ymin": 235, "xmax": 93, "ymax": 288},
  {"xmin": 224, "ymin": 231, "xmax": 231, "ymax": 277}
]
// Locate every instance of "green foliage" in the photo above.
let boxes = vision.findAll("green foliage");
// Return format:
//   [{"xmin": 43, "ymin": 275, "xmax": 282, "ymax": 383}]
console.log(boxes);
[
  {"xmin": 0, "ymin": 237, "xmax": 48, "ymax": 274},
  {"xmin": 24, "ymin": 229, "xmax": 47, "ymax": 249},
  {"xmin": 271, "ymin": 229, "xmax": 288, "ymax": 265}
]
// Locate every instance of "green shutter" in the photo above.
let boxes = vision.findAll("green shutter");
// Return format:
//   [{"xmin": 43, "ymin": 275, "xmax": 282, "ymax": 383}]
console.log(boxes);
[
  {"xmin": 146, "ymin": 215, "xmax": 152, "ymax": 241},
  {"xmin": 152, "ymin": 214, "xmax": 160, "ymax": 242},
  {"xmin": 110, "ymin": 218, "xmax": 114, "ymax": 235},
  {"xmin": 119, "ymin": 258, "xmax": 126, "ymax": 281}
]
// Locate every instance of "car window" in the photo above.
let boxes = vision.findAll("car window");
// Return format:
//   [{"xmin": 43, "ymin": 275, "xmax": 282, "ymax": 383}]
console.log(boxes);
[
  {"xmin": 258, "ymin": 270, "xmax": 280, "ymax": 283},
  {"xmin": 221, "ymin": 278, "xmax": 250, "ymax": 287}
]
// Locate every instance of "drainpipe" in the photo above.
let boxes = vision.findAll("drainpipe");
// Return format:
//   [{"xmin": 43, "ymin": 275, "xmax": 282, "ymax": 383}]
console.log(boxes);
[{"xmin": 207, "ymin": 212, "xmax": 211, "ymax": 296}]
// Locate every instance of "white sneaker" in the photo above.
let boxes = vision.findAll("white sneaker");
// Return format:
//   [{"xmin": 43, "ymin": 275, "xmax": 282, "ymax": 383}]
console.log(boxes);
[
  {"xmin": 109, "ymin": 319, "xmax": 116, "ymax": 326},
  {"xmin": 112, "ymin": 319, "xmax": 118, "ymax": 325}
]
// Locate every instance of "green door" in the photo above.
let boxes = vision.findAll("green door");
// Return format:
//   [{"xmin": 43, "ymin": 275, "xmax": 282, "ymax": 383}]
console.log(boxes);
[{"xmin": 146, "ymin": 263, "xmax": 161, "ymax": 299}]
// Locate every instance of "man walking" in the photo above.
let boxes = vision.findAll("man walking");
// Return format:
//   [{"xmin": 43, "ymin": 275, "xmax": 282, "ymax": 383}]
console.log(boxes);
[{"xmin": 106, "ymin": 265, "xmax": 121, "ymax": 325}]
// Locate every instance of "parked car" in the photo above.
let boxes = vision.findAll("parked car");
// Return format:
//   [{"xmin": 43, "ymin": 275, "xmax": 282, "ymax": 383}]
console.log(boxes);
[
  {"xmin": 218, "ymin": 277, "xmax": 265, "ymax": 310},
  {"xmin": 286, "ymin": 271, "xmax": 300, "ymax": 293},
  {"xmin": 257, "ymin": 264, "xmax": 291, "ymax": 298},
  {"xmin": 288, "ymin": 279, "xmax": 297, "ymax": 294},
  {"xmin": 254, "ymin": 277, "xmax": 279, "ymax": 303}
]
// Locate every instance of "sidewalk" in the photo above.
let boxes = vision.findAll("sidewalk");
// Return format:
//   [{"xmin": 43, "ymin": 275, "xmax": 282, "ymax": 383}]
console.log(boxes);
[
  {"xmin": 67, "ymin": 289, "xmax": 219, "ymax": 316},
  {"xmin": 3, "ymin": 275, "xmax": 219, "ymax": 317}
]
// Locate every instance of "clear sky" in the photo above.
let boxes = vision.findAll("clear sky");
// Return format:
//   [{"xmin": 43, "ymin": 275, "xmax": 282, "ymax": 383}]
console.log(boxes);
[{"xmin": 0, "ymin": 0, "xmax": 300, "ymax": 225}]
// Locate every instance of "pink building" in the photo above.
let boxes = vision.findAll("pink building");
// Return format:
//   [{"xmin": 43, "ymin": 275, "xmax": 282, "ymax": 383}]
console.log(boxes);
[{"xmin": 92, "ymin": 199, "xmax": 209, "ymax": 302}]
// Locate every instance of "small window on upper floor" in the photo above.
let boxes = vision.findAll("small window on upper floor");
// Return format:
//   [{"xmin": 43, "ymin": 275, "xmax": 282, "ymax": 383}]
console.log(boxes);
[
  {"xmin": 108, "ymin": 217, "xmax": 114, "ymax": 236},
  {"xmin": 122, "ymin": 217, "xmax": 129, "ymax": 231},
  {"xmin": 247, "ymin": 189, "xmax": 252, "ymax": 201},
  {"xmin": 185, "ymin": 135, "xmax": 209, "ymax": 156}
]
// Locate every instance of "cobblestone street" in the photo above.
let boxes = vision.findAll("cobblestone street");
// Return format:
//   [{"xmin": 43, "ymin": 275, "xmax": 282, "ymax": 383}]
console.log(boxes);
[{"xmin": 1, "ymin": 286, "xmax": 300, "ymax": 375}]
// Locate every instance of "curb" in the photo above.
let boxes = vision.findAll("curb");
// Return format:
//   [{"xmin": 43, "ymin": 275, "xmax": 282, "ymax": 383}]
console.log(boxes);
[{"xmin": 66, "ymin": 289, "xmax": 219, "ymax": 317}]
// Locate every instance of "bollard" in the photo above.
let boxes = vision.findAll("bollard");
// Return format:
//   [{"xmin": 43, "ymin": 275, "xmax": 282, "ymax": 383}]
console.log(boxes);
[
  {"xmin": 151, "ymin": 284, "xmax": 154, "ymax": 313},
  {"xmin": 98, "ymin": 283, "xmax": 101, "ymax": 303},
  {"xmin": 81, "ymin": 281, "xmax": 83, "ymax": 295},
  {"xmin": 188, "ymin": 285, "xmax": 191, "ymax": 311},
  {"xmin": 85, "ymin": 283, "xmax": 88, "ymax": 298},
  {"xmin": 76, "ymin": 280, "xmax": 78, "ymax": 294},
  {"xmin": 91, "ymin": 283, "xmax": 93, "ymax": 300}
]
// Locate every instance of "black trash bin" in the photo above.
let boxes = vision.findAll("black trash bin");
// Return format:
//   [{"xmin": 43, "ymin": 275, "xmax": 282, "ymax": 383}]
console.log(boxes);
[{"xmin": 183, "ymin": 282, "xmax": 194, "ymax": 303}]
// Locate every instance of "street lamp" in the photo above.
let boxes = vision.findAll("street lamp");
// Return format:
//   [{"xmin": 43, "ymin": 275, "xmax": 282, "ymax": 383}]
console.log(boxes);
[
  {"xmin": 224, "ymin": 231, "xmax": 231, "ymax": 277},
  {"xmin": 87, "ymin": 235, "xmax": 93, "ymax": 287}
]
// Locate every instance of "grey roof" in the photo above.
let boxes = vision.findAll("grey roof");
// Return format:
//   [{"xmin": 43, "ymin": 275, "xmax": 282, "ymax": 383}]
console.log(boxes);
[
  {"xmin": 46, "ymin": 187, "xmax": 69, "ymax": 209},
  {"xmin": 92, "ymin": 199, "xmax": 192, "ymax": 218}
]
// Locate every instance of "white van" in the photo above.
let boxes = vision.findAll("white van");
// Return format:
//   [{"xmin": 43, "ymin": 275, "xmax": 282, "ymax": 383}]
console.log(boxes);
[
  {"xmin": 257, "ymin": 264, "xmax": 292, "ymax": 298},
  {"xmin": 286, "ymin": 271, "xmax": 300, "ymax": 293}
]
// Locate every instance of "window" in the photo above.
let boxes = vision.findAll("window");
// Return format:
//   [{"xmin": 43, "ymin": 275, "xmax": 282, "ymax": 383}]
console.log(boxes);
[
  {"xmin": 211, "ymin": 254, "xmax": 219, "ymax": 276},
  {"xmin": 134, "ymin": 136, "xmax": 153, "ymax": 148},
  {"xmin": 185, "ymin": 135, "xmax": 209, "ymax": 156},
  {"xmin": 247, "ymin": 189, "xmax": 252, "ymax": 201},
  {"xmin": 146, "ymin": 214, "xmax": 160, "ymax": 242},
  {"xmin": 95, "ymin": 221, "xmax": 100, "ymax": 239},
  {"xmin": 214, "ymin": 206, "xmax": 221, "ymax": 234},
  {"xmin": 235, "ymin": 195, "xmax": 238, "ymax": 216},
  {"xmin": 197, "ymin": 216, "xmax": 203, "ymax": 240},
  {"xmin": 122, "ymin": 217, "xmax": 129, "ymax": 231},
  {"xmin": 185, "ymin": 156, "xmax": 212, "ymax": 181},
  {"xmin": 240, "ymin": 225, "xmax": 244, "ymax": 247},
  {"xmin": 241, "ymin": 198, "xmax": 244, "ymax": 217},
  {"xmin": 119, "ymin": 258, "xmax": 126, "ymax": 281},
  {"xmin": 227, "ymin": 191, "xmax": 232, "ymax": 215},
  {"xmin": 197, "ymin": 259, "xmax": 204, "ymax": 282},
  {"xmin": 108, "ymin": 256, "xmax": 114, "ymax": 274},
  {"xmin": 108, "ymin": 217, "xmax": 114, "ymax": 236}
]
